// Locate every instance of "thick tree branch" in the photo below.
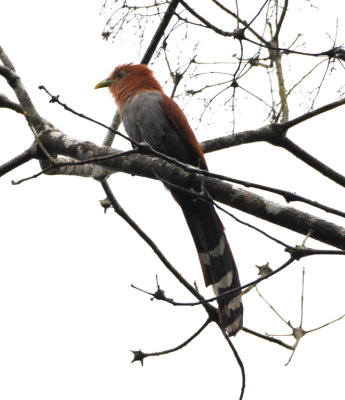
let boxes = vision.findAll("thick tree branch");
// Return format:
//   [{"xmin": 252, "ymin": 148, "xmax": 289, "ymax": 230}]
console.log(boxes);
[
  {"xmin": 202, "ymin": 96, "xmax": 345, "ymax": 152},
  {"xmin": 0, "ymin": 148, "xmax": 34, "ymax": 177},
  {"xmin": 22, "ymin": 129, "xmax": 345, "ymax": 251},
  {"xmin": 0, "ymin": 46, "xmax": 16, "ymax": 71},
  {"xmin": 0, "ymin": 63, "xmax": 45, "ymax": 132},
  {"xmin": 202, "ymin": 97, "xmax": 345, "ymax": 188},
  {"xmin": 0, "ymin": 93, "xmax": 23, "ymax": 114}
]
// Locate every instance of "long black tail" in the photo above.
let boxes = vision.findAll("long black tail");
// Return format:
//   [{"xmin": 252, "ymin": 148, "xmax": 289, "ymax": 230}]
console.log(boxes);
[{"xmin": 172, "ymin": 191, "xmax": 243, "ymax": 335}]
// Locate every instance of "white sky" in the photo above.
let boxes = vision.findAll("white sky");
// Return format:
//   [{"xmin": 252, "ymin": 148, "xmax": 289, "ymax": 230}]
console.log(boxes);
[{"xmin": 0, "ymin": 1, "xmax": 345, "ymax": 399}]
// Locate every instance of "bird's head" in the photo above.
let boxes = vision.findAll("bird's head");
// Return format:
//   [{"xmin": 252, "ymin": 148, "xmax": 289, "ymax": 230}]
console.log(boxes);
[
  {"xmin": 95, "ymin": 63, "xmax": 133, "ymax": 90},
  {"xmin": 95, "ymin": 63, "xmax": 162, "ymax": 108}
]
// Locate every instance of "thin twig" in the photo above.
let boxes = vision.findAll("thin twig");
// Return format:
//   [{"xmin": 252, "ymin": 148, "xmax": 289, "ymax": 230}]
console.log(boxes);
[
  {"xmin": 221, "ymin": 330, "xmax": 246, "ymax": 400},
  {"xmin": 305, "ymin": 313, "xmax": 345, "ymax": 334},
  {"xmin": 256, "ymin": 287, "xmax": 290, "ymax": 327},
  {"xmin": 131, "ymin": 318, "xmax": 212, "ymax": 365},
  {"xmin": 100, "ymin": 179, "xmax": 219, "ymax": 323},
  {"xmin": 132, "ymin": 257, "xmax": 296, "ymax": 308},
  {"xmin": 242, "ymin": 327, "xmax": 294, "ymax": 350}
]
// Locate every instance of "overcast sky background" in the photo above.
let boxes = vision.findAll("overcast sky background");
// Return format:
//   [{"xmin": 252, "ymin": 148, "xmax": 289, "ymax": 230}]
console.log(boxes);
[{"xmin": 1, "ymin": 1, "xmax": 345, "ymax": 399}]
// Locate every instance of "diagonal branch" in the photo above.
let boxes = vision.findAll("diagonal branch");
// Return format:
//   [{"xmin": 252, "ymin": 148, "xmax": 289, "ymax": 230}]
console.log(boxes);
[
  {"xmin": 281, "ymin": 137, "xmax": 345, "ymax": 188},
  {"xmin": 0, "ymin": 148, "xmax": 34, "ymax": 177},
  {"xmin": 102, "ymin": 0, "xmax": 181, "ymax": 147},
  {"xmin": 0, "ymin": 93, "xmax": 23, "ymax": 114},
  {"xmin": 100, "ymin": 179, "xmax": 220, "ymax": 324},
  {"xmin": 12, "ymin": 128, "xmax": 345, "ymax": 251},
  {"xmin": 179, "ymin": 0, "xmax": 235, "ymax": 37},
  {"xmin": 0, "ymin": 62, "xmax": 45, "ymax": 132},
  {"xmin": 35, "ymin": 87, "xmax": 345, "ymax": 218},
  {"xmin": 0, "ymin": 46, "xmax": 16, "ymax": 71},
  {"xmin": 242, "ymin": 326, "xmax": 294, "ymax": 350},
  {"xmin": 202, "ymin": 97, "xmax": 345, "ymax": 188},
  {"xmin": 141, "ymin": 0, "xmax": 181, "ymax": 65}
]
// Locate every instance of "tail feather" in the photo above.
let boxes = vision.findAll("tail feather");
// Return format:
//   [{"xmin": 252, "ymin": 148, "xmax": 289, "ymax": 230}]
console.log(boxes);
[{"xmin": 172, "ymin": 191, "xmax": 243, "ymax": 336}]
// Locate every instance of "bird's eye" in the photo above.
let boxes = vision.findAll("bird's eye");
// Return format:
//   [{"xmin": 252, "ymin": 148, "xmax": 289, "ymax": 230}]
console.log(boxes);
[{"xmin": 116, "ymin": 70, "xmax": 126, "ymax": 79}]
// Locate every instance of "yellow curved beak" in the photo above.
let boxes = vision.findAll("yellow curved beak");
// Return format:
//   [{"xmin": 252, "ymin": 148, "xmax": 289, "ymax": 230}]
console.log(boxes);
[{"xmin": 94, "ymin": 79, "xmax": 113, "ymax": 89}]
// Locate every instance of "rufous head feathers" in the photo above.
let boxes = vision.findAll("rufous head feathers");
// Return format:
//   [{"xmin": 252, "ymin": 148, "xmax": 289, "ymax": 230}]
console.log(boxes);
[{"xmin": 95, "ymin": 63, "xmax": 163, "ymax": 108}]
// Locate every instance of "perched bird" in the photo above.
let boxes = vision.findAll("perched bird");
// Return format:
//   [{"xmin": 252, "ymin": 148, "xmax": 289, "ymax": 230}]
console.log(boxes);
[{"xmin": 95, "ymin": 64, "xmax": 243, "ymax": 335}]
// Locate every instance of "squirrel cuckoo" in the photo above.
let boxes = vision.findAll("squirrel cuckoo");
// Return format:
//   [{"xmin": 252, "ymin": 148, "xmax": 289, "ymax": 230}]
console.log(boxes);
[{"xmin": 95, "ymin": 64, "xmax": 243, "ymax": 335}]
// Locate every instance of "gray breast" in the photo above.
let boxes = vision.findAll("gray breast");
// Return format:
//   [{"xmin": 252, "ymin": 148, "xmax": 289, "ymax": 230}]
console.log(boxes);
[{"xmin": 121, "ymin": 91, "xmax": 191, "ymax": 162}]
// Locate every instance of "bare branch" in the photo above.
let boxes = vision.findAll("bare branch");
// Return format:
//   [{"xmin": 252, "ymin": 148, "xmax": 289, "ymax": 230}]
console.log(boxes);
[
  {"xmin": 220, "ymin": 330, "xmax": 246, "ymax": 400},
  {"xmin": 4, "ymin": 125, "xmax": 343, "ymax": 250},
  {"xmin": 305, "ymin": 313, "xmax": 345, "ymax": 334},
  {"xmin": 273, "ymin": 0, "xmax": 289, "ymax": 40},
  {"xmin": 0, "ymin": 148, "xmax": 34, "ymax": 177},
  {"xmin": 0, "ymin": 63, "xmax": 45, "ymax": 132},
  {"xmin": 179, "ymin": 1, "xmax": 235, "ymax": 37},
  {"xmin": 131, "ymin": 318, "xmax": 212, "ymax": 365},
  {"xmin": 141, "ymin": 0, "xmax": 181, "ymax": 65},
  {"xmin": 242, "ymin": 327, "xmax": 294, "ymax": 350},
  {"xmin": 132, "ymin": 257, "xmax": 296, "ymax": 309},
  {"xmin": 101, "ymin": 0, "xmax": 181, "ymax": 147},
  {"xmin": 0, "ymin": 45, "xmax": 16, "ymax": 71},
  {"xmin": 0, "ymin": 93, "xmax": 23, "ymax": 114},
  {"xmin": 202, "ymin": 93, "xmax": 345, "ymax": 152},
  {"xmin": 100, "ymin": 179, "xmax": 220, "ymax": 324},
  {"xmin": 282, "ymin": 137, "xmax": 345, "ymax": 188},
  {"xmin": 210, "ymin": 0, "xmax": 269, "ymax": 44}
]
